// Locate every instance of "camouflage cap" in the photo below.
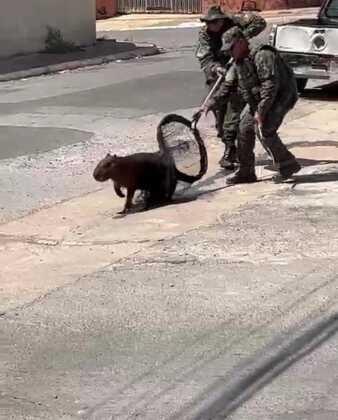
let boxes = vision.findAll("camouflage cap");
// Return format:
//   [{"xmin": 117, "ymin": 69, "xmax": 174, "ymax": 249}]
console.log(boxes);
[
  {"xmin": 200, "ymin": 6, "xmax": 226, "ymax": 22},
  {"xmin": 222, "ymin": 26, "xmax": 246, "ymax": 52}
]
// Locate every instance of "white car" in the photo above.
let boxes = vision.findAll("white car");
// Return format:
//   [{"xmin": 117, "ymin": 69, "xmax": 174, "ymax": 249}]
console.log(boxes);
[{"xmin": 269, "ymin": 0, "xmax": 338, "ymax": 92}]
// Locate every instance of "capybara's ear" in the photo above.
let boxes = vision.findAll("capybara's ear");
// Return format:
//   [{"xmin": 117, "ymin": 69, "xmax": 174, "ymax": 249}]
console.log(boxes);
[
  {"xmin": 106, "ymin": 153, "xmax": 111, "ymax": 158},
  {"xmin": 113, "ymin": 154, "xmax": 117, "ymax": 158}
]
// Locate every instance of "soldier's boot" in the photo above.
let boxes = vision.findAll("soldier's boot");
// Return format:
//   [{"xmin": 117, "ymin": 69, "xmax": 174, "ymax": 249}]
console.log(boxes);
[
  {"xmin": 259, "ymin": 133, "xmax": 301, "ymax": 183},
  {"xmin": 228, "ymin": 105, "xmax": 256, "ymax": 182},
  {"xmin": 219, "ymin": 142, "xmax": 238, "ymax": 170},
  {"xmin": 272, "ymin": 160, "xmax": 301, "ymax": 183},
  {"xmin": 226, "ymin": 167, "xmax": 257, "ymax": 185}
]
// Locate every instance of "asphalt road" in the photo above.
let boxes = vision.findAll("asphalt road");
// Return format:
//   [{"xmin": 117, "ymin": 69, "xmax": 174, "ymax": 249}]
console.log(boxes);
[
  {"xmin": 100, "ymin": 27, "xmax": 204, "ymax": 50},
  {"xmin": 97, "ymin": 24, "xmax": 273, "ymax": 50},
  {"xmin": 0, "ymin": 24, "xmax": 272, "ymax": 159}
]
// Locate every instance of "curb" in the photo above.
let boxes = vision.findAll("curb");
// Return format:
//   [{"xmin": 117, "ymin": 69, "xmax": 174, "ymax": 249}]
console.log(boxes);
[
  {"xmin": 261, "ymin": 6, "xmax": 318, "ymax": 17},
  {"xmin": 0, "ymin": 44, "xmax": 160, "ymax": 83}
]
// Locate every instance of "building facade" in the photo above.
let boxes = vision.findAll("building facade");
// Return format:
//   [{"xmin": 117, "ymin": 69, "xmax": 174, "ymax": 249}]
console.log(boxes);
[{"xmin": 0, "ymin": 0, "xmax": 96, "ymax": 58}]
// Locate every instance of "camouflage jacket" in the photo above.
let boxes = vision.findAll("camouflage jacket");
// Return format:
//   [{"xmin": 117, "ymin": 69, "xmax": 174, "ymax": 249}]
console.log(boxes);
[
  {"xmin": 211, "ymin": 45, "xmax": 298, "ymax": 120},
  {"xmin": 195, "ymin": 12, "xmax": 266, "ymax": 84}
]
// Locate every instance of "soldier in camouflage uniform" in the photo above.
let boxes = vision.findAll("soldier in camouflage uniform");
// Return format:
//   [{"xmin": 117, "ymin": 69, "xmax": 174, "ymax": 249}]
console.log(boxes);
[
  {"xmin": 203, "ymin": 26, "xmax": 301, "ymax": 185},
  {"xmin": 195, "ymin": 6, "xmax": 266, "ymax": 170}
]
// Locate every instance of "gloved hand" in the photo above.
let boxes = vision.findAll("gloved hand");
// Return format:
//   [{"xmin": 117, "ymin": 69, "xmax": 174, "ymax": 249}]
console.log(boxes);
[
  {"xmin": 215, "ymin": 66, "xmax": 227, "ymax": 77},
  {"xmin": 192, "ymin": 109, "xmax": 203, "ymax": 122}
]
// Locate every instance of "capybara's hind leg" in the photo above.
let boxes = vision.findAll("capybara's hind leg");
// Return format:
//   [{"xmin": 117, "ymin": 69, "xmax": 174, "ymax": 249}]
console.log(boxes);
[
  {"xmin": 118, "ymin": 188, "xmax": 135, "ymax": 214},
  {"xmin": 145, "ymin": 189, "xmax": 167, "ymax": 210}
]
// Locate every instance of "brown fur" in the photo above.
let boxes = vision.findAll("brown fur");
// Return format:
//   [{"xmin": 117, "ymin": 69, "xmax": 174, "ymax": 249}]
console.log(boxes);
[{"xmin": 93, "ymin": 152, "xmax": 183, "ymax": 214}]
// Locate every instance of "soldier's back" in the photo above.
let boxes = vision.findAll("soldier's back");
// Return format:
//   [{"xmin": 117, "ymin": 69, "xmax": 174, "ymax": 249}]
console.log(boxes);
[{"xmin": 254, "ymin": 45, "xmax": 297, "ymax": 107}]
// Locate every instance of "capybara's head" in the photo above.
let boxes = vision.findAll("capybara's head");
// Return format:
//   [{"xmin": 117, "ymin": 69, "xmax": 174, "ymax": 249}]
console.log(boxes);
[{"xmin": 93, "ymin": 153, "xmax": 118, "ymax": 182}]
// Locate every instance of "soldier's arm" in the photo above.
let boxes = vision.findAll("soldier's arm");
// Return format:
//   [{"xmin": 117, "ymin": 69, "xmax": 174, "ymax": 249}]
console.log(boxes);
[
  {"xmin": 255, "ymin": 50, "xmax": 279, "ymax": 120},
  {"xmin": 195, "ymin": 30, "xmax": 221, "ymax": 81},
  {"xmin": 232, "ymin": 12, "xmax": 267, "ymax": 38},
  {"xmin": 206, "ymin": 64, "xmax": 238, "ymax": 110}
]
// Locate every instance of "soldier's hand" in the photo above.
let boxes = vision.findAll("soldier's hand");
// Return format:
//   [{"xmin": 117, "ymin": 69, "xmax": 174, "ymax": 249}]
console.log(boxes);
[
  {"xmin": 192, "ymin": 109, "xmax": 203, "ymax": 122},
  {"xmin": 215, "ymin": 66, "xmax": 227, "ymax": 76}
]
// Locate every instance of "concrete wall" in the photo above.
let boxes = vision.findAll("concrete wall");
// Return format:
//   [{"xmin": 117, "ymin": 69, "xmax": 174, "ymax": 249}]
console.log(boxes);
[
  {"xmin": 96, "ymin": 0, "xmax": 118, "ymax": 19},
  {"xmin": 0, "ymin": 0, "xmax": 96, "ymax": 58}
]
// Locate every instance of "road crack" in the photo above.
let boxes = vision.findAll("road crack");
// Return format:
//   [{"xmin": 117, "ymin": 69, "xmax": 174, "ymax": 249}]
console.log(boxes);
[{"xmin": 0, "ymin": 233, "xmax": 160, "ymax": 247}]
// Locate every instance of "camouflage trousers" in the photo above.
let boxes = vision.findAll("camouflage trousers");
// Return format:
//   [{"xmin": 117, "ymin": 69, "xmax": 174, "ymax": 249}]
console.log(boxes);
[
  {"xmin": 207, "ymin": 83, "xmax": 244, "ymax": 145},
  {"xmin": 238, "ymin": 102, "xmax": 297, "ymax": 172},
  {"xmin": 222, "ymin": 91, "xmax": 245, "ymax": 147}
]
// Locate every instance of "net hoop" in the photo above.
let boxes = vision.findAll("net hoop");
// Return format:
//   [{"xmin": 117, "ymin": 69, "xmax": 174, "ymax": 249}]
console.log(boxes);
[{"xmin": 156, "ymin": 113, "xmax": 208, "ymax": 183}]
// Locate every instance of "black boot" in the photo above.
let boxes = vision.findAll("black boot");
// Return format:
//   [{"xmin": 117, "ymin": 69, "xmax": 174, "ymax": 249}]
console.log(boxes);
[
  {"xmin": 272, "ymin": 160, "xmax": 301, "ymax": 183},
  {"xmin": 226, "ymin": 168, "xmax": 257, "ymax": 185},
  {"xmin": 219, "ymin": 144, "xmax": 238, "ymax": 170}
]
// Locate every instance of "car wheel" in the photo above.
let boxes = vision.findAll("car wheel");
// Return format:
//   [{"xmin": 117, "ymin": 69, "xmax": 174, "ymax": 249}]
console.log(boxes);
[{"xmin": 296, "ymin": 78, "xmax": 308, "ymax": 94}]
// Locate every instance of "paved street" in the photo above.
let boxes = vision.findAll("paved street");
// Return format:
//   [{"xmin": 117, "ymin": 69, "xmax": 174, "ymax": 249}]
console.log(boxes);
[
  {"xmin": 1, "ymin": 23, "xmax": 338, "ymax": 420},
  {"xmin": 97, "ymin": 23, "xmax": 271, "ymax": 50}
]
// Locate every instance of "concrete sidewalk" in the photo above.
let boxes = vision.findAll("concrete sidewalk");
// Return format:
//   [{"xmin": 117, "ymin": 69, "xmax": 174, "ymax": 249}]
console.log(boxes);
[
  {"xmin": 0, "ymin": 39, "xmax": 159, "ymax": 83},
  {"xmin": 97, "ymin": 7, "xmax": 319, "ymax": 31}
]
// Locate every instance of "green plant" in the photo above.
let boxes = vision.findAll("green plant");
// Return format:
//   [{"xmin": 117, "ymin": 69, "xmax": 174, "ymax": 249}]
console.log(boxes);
[{"xmin": 44, "ymin": 26, "xmax": 81, "ymax": 54}]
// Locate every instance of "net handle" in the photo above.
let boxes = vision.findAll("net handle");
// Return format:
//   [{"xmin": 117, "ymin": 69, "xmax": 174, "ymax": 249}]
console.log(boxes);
[
  {"xmin": 192, "ymin": 58, "xmax": 234, "ymax": 130},
  {"xmin": 202, "ymin": 74, "xmax": 224, "ymax": 109},
  {"xmin": 191, "ymin": 74, "xmax": 223, "ymax": 130}
]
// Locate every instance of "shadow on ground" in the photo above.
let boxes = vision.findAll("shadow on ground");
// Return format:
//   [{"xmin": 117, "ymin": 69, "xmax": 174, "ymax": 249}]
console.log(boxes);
[
  {"xmin": 301, "ymin": 82, "xmax": 338, "ymax": 102},
  {"xmin": 115, "ymin": 152, "xmax": 338, "ymax": 216},
  {"xmin": 289, "ymin": 140, "xmax": 338, "ymax": 150},
  {"xmin": 173, "ymin": 312, "xmax": 338, "ymax": 420},
  {"xmin": 291, "ymin": 171, "xmax": 338, "ymax": 185}
]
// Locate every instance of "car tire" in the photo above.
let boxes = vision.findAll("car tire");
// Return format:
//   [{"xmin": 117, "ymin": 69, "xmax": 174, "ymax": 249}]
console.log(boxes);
[{"xmin": 296, "ymin": 78, "xmax": 308, "ymax": 94}]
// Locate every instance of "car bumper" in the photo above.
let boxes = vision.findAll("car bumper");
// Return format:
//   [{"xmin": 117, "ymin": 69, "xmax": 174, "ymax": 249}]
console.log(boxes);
[{"xmin": 280, "ymin": 52, "xmax": 338, "ymax": 80}]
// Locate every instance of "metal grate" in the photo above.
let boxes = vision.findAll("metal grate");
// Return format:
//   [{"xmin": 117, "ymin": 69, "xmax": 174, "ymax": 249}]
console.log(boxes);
[{"xmin": 118, "ymin": 0, "xmax": 201, "ymax": 14}]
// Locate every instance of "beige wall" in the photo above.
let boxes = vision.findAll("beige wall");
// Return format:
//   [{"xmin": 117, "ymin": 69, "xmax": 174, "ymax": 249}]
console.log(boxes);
[{"xmin": 0, "ymin": 0, "xmax": 96, "ymax": 57}]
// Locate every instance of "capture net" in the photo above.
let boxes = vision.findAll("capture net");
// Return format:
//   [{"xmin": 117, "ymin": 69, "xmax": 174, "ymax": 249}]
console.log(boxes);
[{"xmin": 156, "ymin": 114, "xmax": 208, "ymax": 184}]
